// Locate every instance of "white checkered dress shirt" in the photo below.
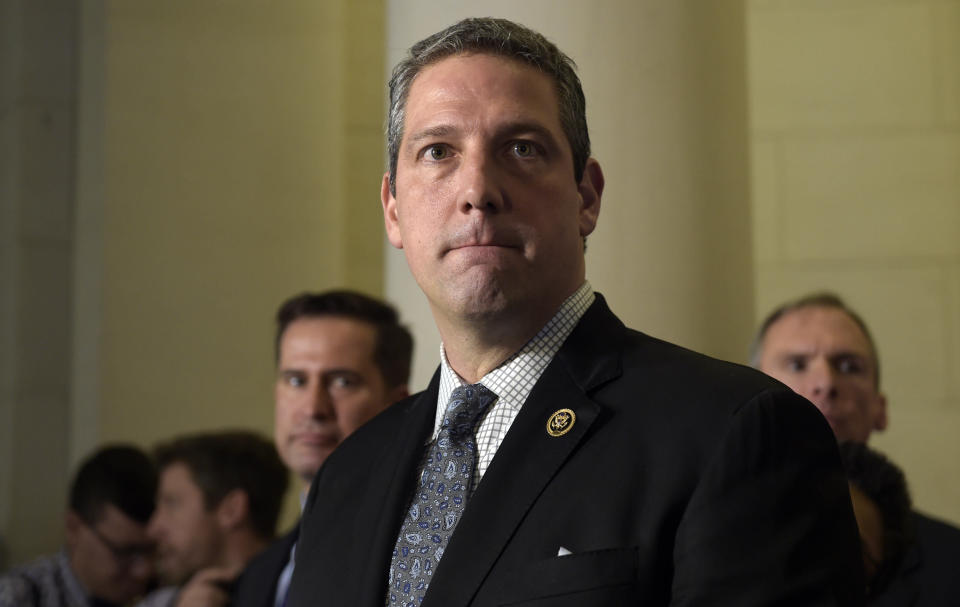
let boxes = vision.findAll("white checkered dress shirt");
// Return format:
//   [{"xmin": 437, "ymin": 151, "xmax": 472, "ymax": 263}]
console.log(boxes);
[{"xmin": 433, "ymin": 281, "xmax": 595, "ymax": 489}]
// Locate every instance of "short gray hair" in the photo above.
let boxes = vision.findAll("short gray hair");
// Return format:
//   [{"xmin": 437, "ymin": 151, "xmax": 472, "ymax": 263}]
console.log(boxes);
[{"xmin": 386, "ymin": 17, "xmax": 590, "ymax": 196}]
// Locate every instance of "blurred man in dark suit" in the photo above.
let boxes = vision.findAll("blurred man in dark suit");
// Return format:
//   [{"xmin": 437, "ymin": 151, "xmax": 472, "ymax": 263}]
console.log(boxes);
[{"xmin": 754, "ymin": 292, "xmax": 960, "ymax": 606}]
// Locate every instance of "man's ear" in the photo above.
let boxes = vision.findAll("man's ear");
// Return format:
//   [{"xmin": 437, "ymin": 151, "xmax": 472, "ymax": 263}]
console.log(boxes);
[
  {"xmin": 216, "ymin": 489, "xmax": 249, "ymax": 530},
  {"xmin": 873, "ymin": 392, "xmax": 889, "ymax": 432},
  {"xmin": 577, "ymin": 158, "xmax": 604, "ymax": 238},
  {"xmin": 388, "ymin": 384, "xmax": 410, "ymax": 406},
  {"xmin": 65, "ymin": 510, "xmax": 83, "ymax": 550},
  {"xmin": 382, "ymin": 173, "xmax": 404, "ymax": 249}
]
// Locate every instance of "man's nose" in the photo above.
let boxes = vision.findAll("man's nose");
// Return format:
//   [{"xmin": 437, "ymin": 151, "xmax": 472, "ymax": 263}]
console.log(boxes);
[
  {"xmin": 808, "ymin": 358, "xmax": 838, "ymax": 401},
  {"xmin": 458, "ymin": 153, "xmax": 504, "ymax": 214},
  {"xmin": 146, "ymin": 515, "xmax": 161, "ymax": 540},
  {"xmin": 305, "ymin": 385, "xmax": 334, "ymax": 418}
]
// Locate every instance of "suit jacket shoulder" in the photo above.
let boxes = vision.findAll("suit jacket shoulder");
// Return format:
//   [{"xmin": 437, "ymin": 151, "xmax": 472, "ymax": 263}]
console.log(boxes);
[{"xmin": 875, "ymin": 511, "xmax": 960, "ymax": 606}]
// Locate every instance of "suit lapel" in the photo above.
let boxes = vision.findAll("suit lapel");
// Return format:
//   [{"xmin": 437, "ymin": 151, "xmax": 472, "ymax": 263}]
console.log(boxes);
[
  {"xmin": 422, "ymin": 296, "xmax": 625, "ymax": 606},
  {"xmin": 355, "ymin": 372, "xmax": 440, "ymax": 606}
]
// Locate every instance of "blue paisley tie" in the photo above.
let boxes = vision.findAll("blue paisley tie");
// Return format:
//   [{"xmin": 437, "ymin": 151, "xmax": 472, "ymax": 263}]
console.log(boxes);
[{"xmin": 386, "ymin": 383, "xmax": 497, "ymax": 606}]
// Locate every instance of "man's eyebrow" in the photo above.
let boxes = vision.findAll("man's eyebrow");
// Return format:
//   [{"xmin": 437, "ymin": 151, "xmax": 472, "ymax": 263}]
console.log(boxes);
[
  {"xmin": 492, "ymin": 121, "xmax": 559, "ymax": 145},
  {"xmin": 404, "ymin": 121, "xmax": 561, "ymax": 148},
  {"xmin": 405, "ymin": 125, "xmax": 457, "ymax": 148}
]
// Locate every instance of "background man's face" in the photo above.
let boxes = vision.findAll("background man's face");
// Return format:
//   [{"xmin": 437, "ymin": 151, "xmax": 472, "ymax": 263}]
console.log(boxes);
[
  {"xmin": 758, "ymin": 305, "xmax": 887, "ymax": 442},
  {"xmin": 275, "ymin": 316, "xmax": 399, "ymax": 482},
  {"xmin": 382, "ymin": 54, "xmax": 600, "ymax": 325},
  {"xmin": 66, "ymin": 503, "xmax": 154, "ymax": 604},
  {"xmin": 147, "ymin": 462, "xmax": 222, "ymax": 584}
]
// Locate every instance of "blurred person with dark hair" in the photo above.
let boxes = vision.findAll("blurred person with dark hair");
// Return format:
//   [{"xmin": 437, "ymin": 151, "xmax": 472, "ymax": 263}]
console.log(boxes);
[
  {"xmin": 139, "ymin": 431, "xmax": 287, "ymax": 607},
  {"xmin": 754, "ymin": 292, "xmax": 960, "ymax": 606},
  {"xmin": 231, "ymin": 290, "xmax": 413, "ymax": 607},
  {"xmin": 0, "ymin": 445, "xmax": 157, "ymax": 607}
]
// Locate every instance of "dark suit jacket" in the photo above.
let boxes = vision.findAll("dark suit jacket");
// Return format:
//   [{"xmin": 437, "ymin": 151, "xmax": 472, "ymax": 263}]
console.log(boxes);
[
  {"xmin": 232, "ymin": 527, "xmax": 298, "ymax": 607},
  {"xmin": 288, "ymin": 295, "xmax": 864, "ymax": 606},
  {"xmin": 874, "ymin": 511, "xmax": 960, "ymax": 606}
]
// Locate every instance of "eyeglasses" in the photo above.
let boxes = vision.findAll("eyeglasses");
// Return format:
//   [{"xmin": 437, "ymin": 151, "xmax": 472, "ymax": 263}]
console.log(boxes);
[{"xmin": 86, "ymin": 522, "xmax": 155, "ymax": 568}]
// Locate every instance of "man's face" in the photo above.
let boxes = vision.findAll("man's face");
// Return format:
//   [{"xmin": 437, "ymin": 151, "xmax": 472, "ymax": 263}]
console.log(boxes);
[
  {"xmin": 65, "ymin": 503, "xmax": 154, "ymax": 604},
  {"xmin": 758, "ymin": 306, "xmax": 887, "ymax": 442},
  {"xmin": 275, "ymin": 316, "xmax": 404, "ymax": 482},
  {"xmin": 147, "ymin": 462, "xmax": 222, "ymax": 584},
  {"xmin": 382, "ymin": 53, "xmax": 602, "ymax": 327}
]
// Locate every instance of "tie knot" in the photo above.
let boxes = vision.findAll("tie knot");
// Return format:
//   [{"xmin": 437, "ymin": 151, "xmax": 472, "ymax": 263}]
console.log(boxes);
[{"xmin": 442, "ymin": 383, "xmax": 497, "ymax": 443}]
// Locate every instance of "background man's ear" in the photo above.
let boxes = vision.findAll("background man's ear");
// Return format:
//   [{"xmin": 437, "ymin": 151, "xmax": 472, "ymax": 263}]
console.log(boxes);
[
  {"xmin": 874, "ymin": 393, "xmax": 889, "ymax": 432},
  {"xmin": 216, "ymin": 489, "xmax": 250, "ymax": 530},
  {"xmin": 65, "ymin": 510, "xmax": 83, "ymax": 549}
]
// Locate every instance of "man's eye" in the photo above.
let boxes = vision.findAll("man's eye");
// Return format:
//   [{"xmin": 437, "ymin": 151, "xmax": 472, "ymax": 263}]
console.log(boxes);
[
  {"xmin": 511, "ymin": 141, "xmax": 537, "ymax": 158},
  {"xmin": 836, "ymin": 358, "xmax": 864, "ymax": 374},
  {"xmin": 424, "ymin": 145, "xmax": 449, "ymax": 161},
  {"xmin": 330, "ymin": 375, "xmax": 358, "ymax": 389},
  {"xmin": 786, "ymin": 358, "xmax": 806, "ymax": 372},
  {"xmin": 285, "ymin": 375, "xmax": 306, "ymax": 388}
]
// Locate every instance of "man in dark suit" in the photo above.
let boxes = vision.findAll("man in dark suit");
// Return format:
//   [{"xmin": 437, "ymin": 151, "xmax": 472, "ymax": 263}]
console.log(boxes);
[
  {"xmin": 232, "ymin": 291, "xmax": 412, "ymax": 607},
  {"xmin": 753, "ymin": 292, "xmax": 960, "ymax": 606},
  {"xmin": 289, "ymin": 17, "xmax": 864, "ymax": 606}
]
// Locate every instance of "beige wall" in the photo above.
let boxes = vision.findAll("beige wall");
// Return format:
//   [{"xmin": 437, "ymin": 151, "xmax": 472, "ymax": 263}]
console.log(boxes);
[
  {"xmin": 1, "ymin": 0, "xmax": 78, "ymax": 567},
  {"xmin": 748, "ymin": 0, "xmax": 960, "ymax": 524},
  {"xmin": 87, "ymin": 0, "xmax": 386, "ymax": 531},
  {"xmin": 94, "ymin": 0, "xmax": 385, "ymax": 443}
]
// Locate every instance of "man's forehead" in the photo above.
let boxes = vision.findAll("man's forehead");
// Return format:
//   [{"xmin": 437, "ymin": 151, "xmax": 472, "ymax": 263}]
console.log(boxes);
[
  {"xmin": 160, "ymin": 461, "xmax": 197, "ymax": 489},
  {"xmin": 279, "ymin": 316, "xmax": 377, "ymax": 365},
  {"xmin": 98, "ymin": 502, "xmax": 149, "ymax": 537},
  {"xmin": 767, "ymin": 306, "xmax": 873, "ymax": 353},
  {"xmin": 405, "ymin": 52, "xmax": 558, "ymax": 116}
]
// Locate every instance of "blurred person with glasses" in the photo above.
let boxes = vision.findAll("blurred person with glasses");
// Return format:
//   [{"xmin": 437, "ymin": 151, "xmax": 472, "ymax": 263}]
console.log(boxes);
[{"xmin": 0, "ymin": 445, "xmax": 158, "ymax": 607}]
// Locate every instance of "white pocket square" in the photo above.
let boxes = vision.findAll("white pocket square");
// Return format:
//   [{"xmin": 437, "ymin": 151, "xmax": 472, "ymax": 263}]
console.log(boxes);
[{"xmin": 557, "ymin": 546, "xmax": 572, "ymax": 557}]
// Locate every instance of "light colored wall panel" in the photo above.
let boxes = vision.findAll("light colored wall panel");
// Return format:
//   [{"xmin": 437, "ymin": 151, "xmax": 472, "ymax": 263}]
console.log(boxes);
[
  {"xmin": 948, "ymin": 263, "xmax": 960, "ymax": 403},
  {"xmin": 749, "ymin": 0, "xmax": 960, "ymax": 525},
  {"xmin": 755, "ymin": 262, "xmax": 949, "ymax": 414},
  {"xmin": 96, "ymin": 2, "xmax": 386, "ymax": 448},
  {"xmin": 933, "ymin": 2, "xmax": 959, "ymax": 125},
  {"xmin": 751, "ymin": 0, "xmax": 927, "ymax": 8},
  {"xmin": 18, "ymin": 107, "xmax": 74, "ymax": 240},
  {"xmin": 750, "ymin": 138, "xmax": 781, "ymax": 264},
  {"xmin": 779, "ymin": 134, "xmax": 960, "ymax": 261},
  {"xmin": 750, "ymin": 5, "xmax": 936, "ymax": 131}
]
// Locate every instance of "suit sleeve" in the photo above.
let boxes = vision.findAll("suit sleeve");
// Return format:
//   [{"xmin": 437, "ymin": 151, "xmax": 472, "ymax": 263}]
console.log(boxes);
[{"xmin": 670, "ymin": 388, "xmax": 865, "ymax": 606}]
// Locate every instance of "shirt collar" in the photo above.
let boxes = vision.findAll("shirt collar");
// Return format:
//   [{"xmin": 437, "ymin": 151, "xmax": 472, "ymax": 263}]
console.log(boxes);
[{"xmin": 433, "ymin": 281, "xmax": 595, "ymax": 438}]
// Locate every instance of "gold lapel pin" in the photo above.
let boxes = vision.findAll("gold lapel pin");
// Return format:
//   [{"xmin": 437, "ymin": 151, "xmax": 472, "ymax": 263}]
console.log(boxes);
[{"xmin": 546, "ymin": 408, "xmax": 576, "ymax": 437}]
